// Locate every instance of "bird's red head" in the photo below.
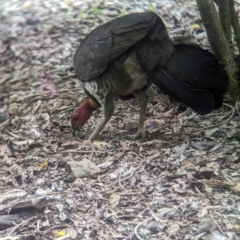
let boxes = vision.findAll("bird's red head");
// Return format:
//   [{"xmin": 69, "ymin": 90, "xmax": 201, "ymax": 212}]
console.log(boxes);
[{"xmin": 71, "ymin": 98, "xmax": 99, "ymax": 136}]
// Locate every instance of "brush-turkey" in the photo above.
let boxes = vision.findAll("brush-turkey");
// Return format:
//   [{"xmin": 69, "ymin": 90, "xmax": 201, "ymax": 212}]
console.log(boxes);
[{"xmin": 71, "ymin": 12, "xmax": 229, "ymax": 140}]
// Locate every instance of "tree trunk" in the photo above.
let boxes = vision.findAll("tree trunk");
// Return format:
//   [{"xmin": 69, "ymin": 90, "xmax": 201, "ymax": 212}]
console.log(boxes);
[
  {"xmin": 196, "ymin": 0, "xmax": 239, "ymax": 101},
  {"xmin": 229, "ymin": 0, "xmax": 240, "ymax": 54},
  {"xmin": 214, "ymin": 0, "xmax": 232, "ymax": 51}
]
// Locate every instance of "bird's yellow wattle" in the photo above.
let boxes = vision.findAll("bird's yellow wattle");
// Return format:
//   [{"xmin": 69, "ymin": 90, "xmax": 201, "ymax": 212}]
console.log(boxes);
[{"xmin": 88, "ymin": 98, "xmax": 99, "ymax": 109}]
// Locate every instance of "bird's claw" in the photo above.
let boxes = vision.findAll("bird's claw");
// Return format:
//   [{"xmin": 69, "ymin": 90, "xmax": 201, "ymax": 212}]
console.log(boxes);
[{"xmin": 128, "ymin": 131, "xmax": 145, "ymax": 140}]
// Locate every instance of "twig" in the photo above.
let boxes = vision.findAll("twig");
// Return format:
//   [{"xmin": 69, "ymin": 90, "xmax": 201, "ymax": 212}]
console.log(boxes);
[
  {"xmin": 8, "ymin": 75, "xmax": 29, "ymax": 83},
  {"xmin": 36, "ymin": 219, "xmax": 41, "ymax": 232},
  {"xmin": 158, "ymin": 205, "xmax": 181, "ymax": 217},
  {"xmin": 147, "ymin": 208, "xmax": 162, "ymax": 223},
  {"xmin": 103, "ymin": 191, "xmax": 141, "ymax": 198},
  {"xmin": 134, "ymin": 218, "xmax": 151, "ymax": 240},
  {"xmin": 6, "ymin": 131, "xmax": 19, "ymax": 139},
  {"xmin": 140, "ymin": 139, "xmax": 171, "ymax": 146},
  {"xmin": 61, "ymin": 150, "xmax": 105, "ymax": 153},
  {"xmin": 7, "ymin": 216, "xmax": 37, "ymax": 236},
  {"xmin": 118, "ymin": 172, "xmax": 125, "ymax": 190},
  {"xmin": 8, "ymin": 88, "xmax": 79, "ymax": 95},
  {"xmin": 210, "ymin": 214, "xmax": 227, "ymax": 237},
  {"xmin": 42, "ymin": 224, "xmax": 71, "ymax": 237},
  {"xmin": 134, "ymin": 208, "xmax": 164, "ymax": 240},
  {"xmin": 196, "ymin": 232, "xmax": 208, "ymax": 240}
]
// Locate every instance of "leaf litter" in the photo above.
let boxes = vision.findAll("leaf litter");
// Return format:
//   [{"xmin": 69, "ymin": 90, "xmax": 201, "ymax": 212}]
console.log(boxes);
[{"xmin": 1, "ymin": 0, "xmax": 240, "ymax": 239}]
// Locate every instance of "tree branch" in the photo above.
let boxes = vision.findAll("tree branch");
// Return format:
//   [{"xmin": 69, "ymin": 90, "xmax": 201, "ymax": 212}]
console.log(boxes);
[
  {"xmin": 229, "ymin": 0, "xmax": 240, "ymax": 54},
  {"xmin": 213, "ymin": 0, "xmax": 232, "ymax": 50}
]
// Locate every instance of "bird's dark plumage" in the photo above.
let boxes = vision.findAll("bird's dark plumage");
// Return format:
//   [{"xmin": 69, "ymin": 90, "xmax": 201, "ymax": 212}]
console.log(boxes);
[
  {"xmin": 146, "ymin": 44, "xmax": 229, "ymax": 115},
  {"xmin": 72, "ymin": 12, "xmax": 173, "ymax": 140},
  {"xmin": 74, "ymin": 12, "xmax": 167, "ymax": 82},
  {"xmin": 71, "ymin": 12, "xmax": 229, "ymax": 140}
]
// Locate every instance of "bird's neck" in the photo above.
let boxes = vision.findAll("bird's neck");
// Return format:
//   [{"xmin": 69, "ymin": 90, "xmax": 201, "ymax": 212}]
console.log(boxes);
[{"xmin": 87, "ymin": 98, "xmax": 100, "ymax": 110}]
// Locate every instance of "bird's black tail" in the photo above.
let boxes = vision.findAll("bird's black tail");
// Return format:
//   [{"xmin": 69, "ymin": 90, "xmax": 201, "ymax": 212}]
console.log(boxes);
[{"xmin": 147, "ymin": 44, "xmax": 229, "ymax": 115}]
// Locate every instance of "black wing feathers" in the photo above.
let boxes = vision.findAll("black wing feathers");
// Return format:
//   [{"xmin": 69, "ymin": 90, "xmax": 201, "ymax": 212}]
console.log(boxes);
[
  {"xmin": 149, "ymin": 44, "xmax": 229, "ymax": 115},
  {"xmin": 74, "ymin": 12, "xmax": 160, "ymax": 81}
]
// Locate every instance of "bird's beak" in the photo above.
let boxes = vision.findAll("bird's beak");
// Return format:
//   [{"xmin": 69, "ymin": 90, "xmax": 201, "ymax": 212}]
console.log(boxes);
[
  {"xmin": 72, "ymin": 129, "xmax": 76, "ymax": 137},
  {"xmin": 72, "ymin": 125, "xmax": 82, "ymax": 137}
]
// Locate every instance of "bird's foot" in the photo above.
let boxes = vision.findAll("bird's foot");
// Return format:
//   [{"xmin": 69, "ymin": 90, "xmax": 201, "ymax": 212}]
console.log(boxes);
[{"xmin": 128, "ymin": 131, "xmax": 145, "ymax": 140}]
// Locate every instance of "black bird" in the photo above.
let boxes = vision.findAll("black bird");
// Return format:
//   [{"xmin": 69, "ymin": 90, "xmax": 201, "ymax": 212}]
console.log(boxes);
[{"xmin": 71, "ymin": 12, "xmax": 229, "ymax": 140}]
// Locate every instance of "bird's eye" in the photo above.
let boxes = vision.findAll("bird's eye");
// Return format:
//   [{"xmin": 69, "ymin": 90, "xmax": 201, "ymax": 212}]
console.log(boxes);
[
  {"xmin": 80, "ymin": 110, "xmax": 84, "ymax": 115},
  {"xmin": 72, "ymin": 117, "xmax": 78, "ymax": 121}
]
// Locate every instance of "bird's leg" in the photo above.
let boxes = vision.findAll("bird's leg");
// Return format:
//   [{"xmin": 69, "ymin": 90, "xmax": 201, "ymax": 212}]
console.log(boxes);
[
  {"xmin": 132, "ymin": 91, "xmax": 149, "ymax": 139},
  {"xmin": 89, "ymin": 95, "xmax": 114, "ymax": 140}
]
